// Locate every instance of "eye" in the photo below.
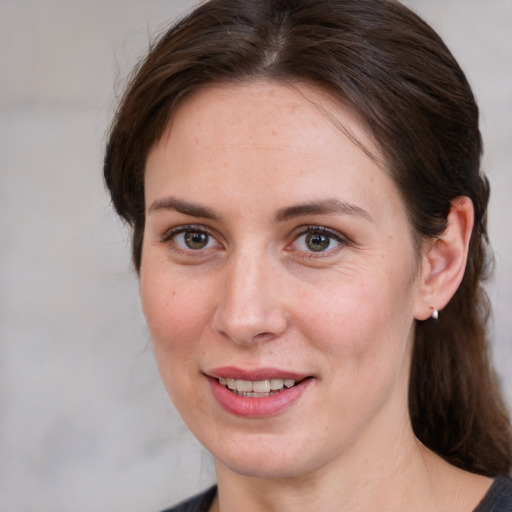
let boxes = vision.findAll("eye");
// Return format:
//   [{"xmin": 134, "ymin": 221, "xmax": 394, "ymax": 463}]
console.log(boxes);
[
  {"xmin": 292, "ymin": 227, "xmax": 344, "ymax": 254},
  {"xmin": 165, "ymin": 226, "xmax": 219, "ymax": 251}
]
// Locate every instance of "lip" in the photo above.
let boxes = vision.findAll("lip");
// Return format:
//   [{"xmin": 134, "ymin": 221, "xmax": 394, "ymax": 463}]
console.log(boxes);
[
  {"xmin": 207, "ymin": 366, "xmax": 310, "ymax": 381},
  {"xmin": 206, "ymin": 367, "xmax": 313, "ymax": 418}
]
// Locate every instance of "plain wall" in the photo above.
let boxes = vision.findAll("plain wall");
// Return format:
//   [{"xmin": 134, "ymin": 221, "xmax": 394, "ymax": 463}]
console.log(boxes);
[{"xmin": 1, "ymin": 1, "xmax": 510, "ymax": 511}]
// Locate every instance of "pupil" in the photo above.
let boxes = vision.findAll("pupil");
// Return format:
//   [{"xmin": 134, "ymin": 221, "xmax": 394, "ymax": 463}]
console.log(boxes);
[
  {"xmin": 306, "ymin": 233, "xmax": 330, "ymax": 252},
  {"xmin": 185, "ymin": 231, "xmax": 208, "ymax": 249}
]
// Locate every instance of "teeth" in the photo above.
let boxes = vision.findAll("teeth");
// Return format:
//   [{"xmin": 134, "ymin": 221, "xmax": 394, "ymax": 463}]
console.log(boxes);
[
  {"xmin": 270, "ymin": 379, "xmax": 284, "ymax": 390},
  {"xmin": 236, "ymin": 379, "xmax": 253, "ymax": 392},
  {"xmin": 217, "ymin": 377, "xmax": 298, "ymax": 394},
  {"xmin": 252, "ymin": 380, "xmax": 271, "ymax": 393}
]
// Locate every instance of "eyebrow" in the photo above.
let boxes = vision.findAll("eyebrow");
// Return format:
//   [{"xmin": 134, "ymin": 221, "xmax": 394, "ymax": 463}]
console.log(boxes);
[
  {"xmin": 147, "ymin": 196, "xmax": 220, "ymax": 220},
  {"xmin": 147, "ymin": 196, "xmax": 372, "ymax": 223},
  {"xmin": 273, "ymin": 198, "xmax": 373, "ymax": 223}
]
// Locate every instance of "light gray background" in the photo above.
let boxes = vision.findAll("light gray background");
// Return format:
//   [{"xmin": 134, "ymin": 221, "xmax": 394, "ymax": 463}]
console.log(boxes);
[{"xmin": 0, "ymin": 1, "xmax": 510, "ymax": 511}]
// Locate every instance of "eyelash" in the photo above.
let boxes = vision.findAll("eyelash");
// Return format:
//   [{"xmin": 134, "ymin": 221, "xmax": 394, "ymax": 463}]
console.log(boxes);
[
  {"xmin": 160, "ymin": 224, "xmax": 349, "ymax": 256},
  {"xmin": 161, "ymin": 225, "xmax": 221, "ymax": 254},
  {"xmin": 289, "ymin": 225, "xmax": 348, "ymax": 256}
]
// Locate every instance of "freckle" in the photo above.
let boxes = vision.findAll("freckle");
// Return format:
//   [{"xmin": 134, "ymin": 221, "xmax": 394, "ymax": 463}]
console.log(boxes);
[{"xmin": 271, "ymin": 130, "xmax": 277, "ymax": 136}]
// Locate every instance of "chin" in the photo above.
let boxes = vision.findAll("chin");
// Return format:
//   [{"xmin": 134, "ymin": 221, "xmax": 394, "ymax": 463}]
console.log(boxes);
[
  {"xmin": 208, "ymin": 433, "xmax": 325, "ymax": 480},
  {"xmin": 218, "ymin": 455, "xmax": 305, "ymax": 480}
]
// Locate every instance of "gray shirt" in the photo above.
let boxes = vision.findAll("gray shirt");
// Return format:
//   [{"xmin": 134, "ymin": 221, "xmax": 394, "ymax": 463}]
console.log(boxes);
[{"xmin": 161, "ymin": 475, "xmax": 512, "ymax": 512}]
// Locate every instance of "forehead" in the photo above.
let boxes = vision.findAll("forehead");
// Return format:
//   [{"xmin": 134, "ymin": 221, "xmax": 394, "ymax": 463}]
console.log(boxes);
[
  {"xmin": 145, "ymin": 80, "xmax": 403, "ymax": 221},
  {"xmin": 163, "ymin": 80, "xmax": 381, "ymax": 160}
]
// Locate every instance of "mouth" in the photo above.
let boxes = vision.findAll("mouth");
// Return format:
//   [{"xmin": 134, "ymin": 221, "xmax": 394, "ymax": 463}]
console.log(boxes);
[
  {"xmin": 207, "ymin": 369, "xmax": 313, "ymax": 417},
  {"xmin": 217, "ymin": 377, "xmax": 301, "ymax": 398}
]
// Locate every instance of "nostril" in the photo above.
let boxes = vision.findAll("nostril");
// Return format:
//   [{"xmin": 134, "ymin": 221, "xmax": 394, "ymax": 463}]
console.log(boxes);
[
  {"xmin": 253, "ymin": 331, "xmax": 275, "ymax": 343},
  {"xmin": 212, "ymin": 277, "xmax": 289, "ymax": 345},
  {"xmin": 212, "ymin": 301, "xmax": 288, "ymax": 345}
]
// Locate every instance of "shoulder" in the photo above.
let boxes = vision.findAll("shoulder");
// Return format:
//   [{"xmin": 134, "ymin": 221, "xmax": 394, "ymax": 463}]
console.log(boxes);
[
  {"xmin": 474, "ymin": 475, "xmax": 512, "ymax": 512},
  {"xmin": 160, "ymin": 486, "xmax": 217, "ymax": 512}
]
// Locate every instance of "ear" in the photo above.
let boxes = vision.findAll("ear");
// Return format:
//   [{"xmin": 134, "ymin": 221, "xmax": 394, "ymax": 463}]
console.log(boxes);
[{"xmin": 413, "ymin": 196, "xmax": 474, "ymax": 321}]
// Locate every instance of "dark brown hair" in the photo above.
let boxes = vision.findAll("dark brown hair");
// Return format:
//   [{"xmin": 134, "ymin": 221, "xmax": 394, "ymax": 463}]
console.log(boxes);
[{"xmin": 104, "ymin": 0, "xmax": 511, "ymax": 475}]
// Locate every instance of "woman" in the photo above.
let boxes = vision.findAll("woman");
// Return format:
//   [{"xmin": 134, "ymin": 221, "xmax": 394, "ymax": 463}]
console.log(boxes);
[{"xmin": 104, "ymin": 0, "xmax": 512, "ymax": 510}]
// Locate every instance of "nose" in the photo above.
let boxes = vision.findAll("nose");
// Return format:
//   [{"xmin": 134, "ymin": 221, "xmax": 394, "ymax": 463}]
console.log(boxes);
[{"xmin": 212, "ymin": 251, "xmax": 288, "ymax": 346}]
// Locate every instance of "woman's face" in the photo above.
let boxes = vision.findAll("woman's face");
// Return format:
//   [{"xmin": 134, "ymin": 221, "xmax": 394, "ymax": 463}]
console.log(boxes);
[{"xmin": 141, "ymin": 81, "xmax": 424, "ymax": 479}]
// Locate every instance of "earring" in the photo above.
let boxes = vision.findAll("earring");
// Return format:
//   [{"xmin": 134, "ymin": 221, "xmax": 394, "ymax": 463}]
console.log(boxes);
[{"xmin": 431, "ymin": 307, "xmax": 439, "ymax": 320}]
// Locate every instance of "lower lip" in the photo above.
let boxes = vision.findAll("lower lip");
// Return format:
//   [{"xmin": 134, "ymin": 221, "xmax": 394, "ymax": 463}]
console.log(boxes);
[{"xmin": 208, "ymin": 377, "xmax": 312, "ymax": 418}]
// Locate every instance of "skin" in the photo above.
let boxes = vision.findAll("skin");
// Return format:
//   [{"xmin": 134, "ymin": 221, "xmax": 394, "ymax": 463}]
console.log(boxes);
[{"xmin": 141, "ymin": 81, "xmax": 490, "ymax": 511}]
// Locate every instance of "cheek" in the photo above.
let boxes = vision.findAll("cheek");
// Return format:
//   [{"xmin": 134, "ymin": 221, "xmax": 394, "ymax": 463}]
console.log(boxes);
[
  {"xmin": 140, "ymin": 269, "xmax": 212, "ymax": 361},
  {"xmin": 139, "ymin": 269, "xmax": 215, "ymax": 413},
  {"xmin": 292, "ymin": 268, "xmax": 416, "ymax": 369}
]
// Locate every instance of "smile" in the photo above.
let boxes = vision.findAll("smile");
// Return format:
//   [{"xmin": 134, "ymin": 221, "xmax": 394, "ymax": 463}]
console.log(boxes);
[
  {"xmin": 207, "ymin": 367, "xmax": 312, "ymax": 417},
  {"xmin": 218, "ymin": 377, "xmax": 298, "ymax": 397}
]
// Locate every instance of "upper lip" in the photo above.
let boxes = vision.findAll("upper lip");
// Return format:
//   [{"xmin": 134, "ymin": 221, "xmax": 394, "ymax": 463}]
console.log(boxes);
[{"xmin": 205, "ymin": 366, "xmax": 311, "ymax": 381}]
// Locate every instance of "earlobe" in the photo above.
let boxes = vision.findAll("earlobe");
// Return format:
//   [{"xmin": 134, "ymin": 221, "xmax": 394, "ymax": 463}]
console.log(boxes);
[{"xmin": 414, "ymin": 197, "xmax": 474, "ymax": 321}]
